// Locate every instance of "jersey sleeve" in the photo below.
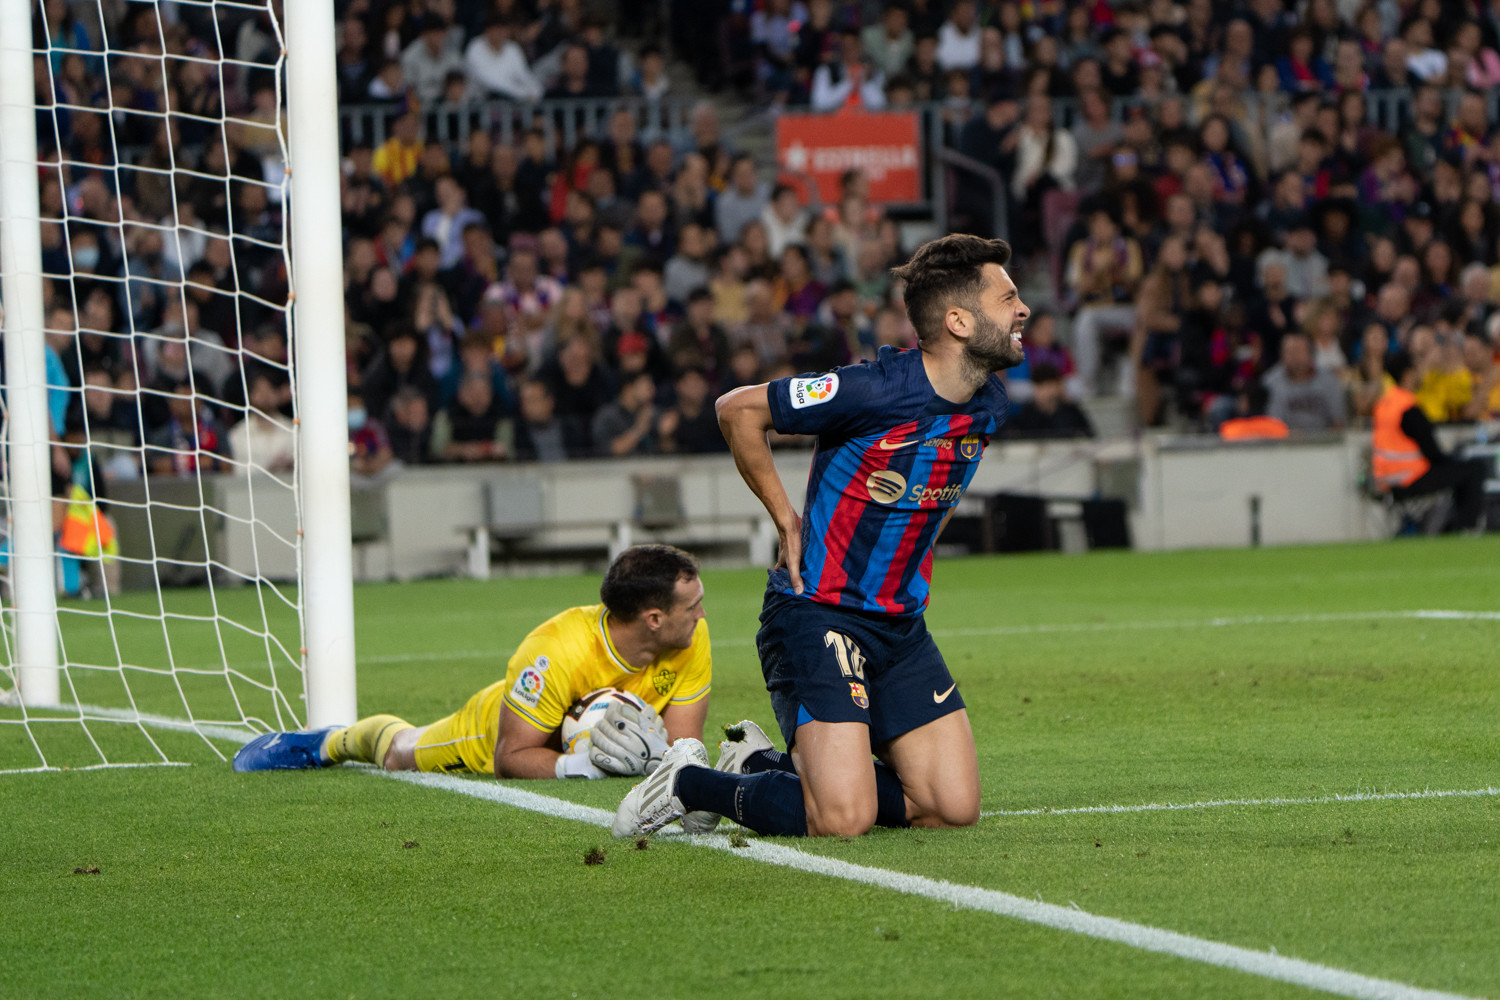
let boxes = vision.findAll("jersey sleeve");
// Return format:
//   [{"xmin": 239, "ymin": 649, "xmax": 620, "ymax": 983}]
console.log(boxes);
[
  {"xmin": 667, "ymin": 620, "xmax": 712, "ymax": 706},
  {"xmin": 500, "ymin": 633, "xmax": 575, "ymax": 733},
  {"xmin": 766, "ymin": 360, "xmax": 886, "ymax": 437}
]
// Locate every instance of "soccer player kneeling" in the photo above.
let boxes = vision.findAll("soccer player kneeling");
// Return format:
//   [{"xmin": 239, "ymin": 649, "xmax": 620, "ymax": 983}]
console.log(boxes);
[
  {"xmin": 234, "ymin": 545, "xmax": 710, "ymax": 779},
  {"xmin": 615, "ymin": 234, "xmax": 1028, "ymax": 838}
]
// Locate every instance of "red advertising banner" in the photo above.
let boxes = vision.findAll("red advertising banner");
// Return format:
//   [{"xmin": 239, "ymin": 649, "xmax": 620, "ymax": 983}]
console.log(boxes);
[{"xmin": 775, "ymin": 110, "xmax": 922, "ymax": 205}]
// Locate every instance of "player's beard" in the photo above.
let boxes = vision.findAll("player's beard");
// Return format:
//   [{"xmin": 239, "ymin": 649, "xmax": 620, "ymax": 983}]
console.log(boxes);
[{"xmin": 963, "ymin": 308, "xmax": 1025, "ymax": 374}]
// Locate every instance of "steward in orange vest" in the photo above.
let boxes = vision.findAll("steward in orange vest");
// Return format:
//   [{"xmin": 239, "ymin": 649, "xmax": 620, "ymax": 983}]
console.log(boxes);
[{"xmin": 1371, "ymin": 352, "xmax": 1489, "ymax": 532}]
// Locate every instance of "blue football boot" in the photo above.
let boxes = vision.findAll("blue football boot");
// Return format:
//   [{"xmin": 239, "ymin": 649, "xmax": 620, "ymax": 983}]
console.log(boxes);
[{"xmin": 233, "ymin": 727, "xmax": 338, "ymax": 772}]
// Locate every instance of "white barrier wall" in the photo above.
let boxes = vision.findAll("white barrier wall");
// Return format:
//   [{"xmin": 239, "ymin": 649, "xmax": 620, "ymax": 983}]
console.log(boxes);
[{"xmin": 113, "ymin": 431, "xmax": 1430, "ymax": 587}]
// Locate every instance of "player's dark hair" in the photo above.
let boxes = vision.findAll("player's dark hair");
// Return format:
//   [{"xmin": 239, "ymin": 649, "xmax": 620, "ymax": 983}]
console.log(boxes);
[
  {"xmin": 890, "ymin": 233, "xmax": 1012, "ymax": 344},
  {"xmin": 600, "ymin": 545, "xmax": 700, "ymax": 621}
]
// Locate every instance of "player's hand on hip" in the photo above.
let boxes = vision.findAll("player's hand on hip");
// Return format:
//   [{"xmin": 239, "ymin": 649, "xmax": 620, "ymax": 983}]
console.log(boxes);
[
  {"xmin": 775, "ymin": 512, "xmax": 804, "ymax": 594},
  {"xmin": 589, "ymin": 700, "xmax": 670, "ymax": 776}
]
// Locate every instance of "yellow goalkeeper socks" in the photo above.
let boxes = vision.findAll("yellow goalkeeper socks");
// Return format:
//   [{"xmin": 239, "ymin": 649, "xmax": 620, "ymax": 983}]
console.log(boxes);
[{"xmin": 322, "ymin": 715, "xmax": 412, "ymax": 767}]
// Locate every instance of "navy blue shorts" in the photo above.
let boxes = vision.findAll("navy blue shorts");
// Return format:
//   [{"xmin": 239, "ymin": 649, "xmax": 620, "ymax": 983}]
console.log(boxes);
[{"xmin": 756, "ymin": 582, "xmax": 965, "ymax": 750}]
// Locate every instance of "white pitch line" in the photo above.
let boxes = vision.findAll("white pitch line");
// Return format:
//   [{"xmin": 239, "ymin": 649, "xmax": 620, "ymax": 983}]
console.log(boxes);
[
  {"xmin": 982, "ymin": 786, "xmax": 1500, "ymax": 818},
  {"xmin": 6, "ymin": 710, "xmax": 1482, "ymax": 998},
  {"xmin": 370, "ymin": 768, "xmax": 1477, "ymax": 1000}
]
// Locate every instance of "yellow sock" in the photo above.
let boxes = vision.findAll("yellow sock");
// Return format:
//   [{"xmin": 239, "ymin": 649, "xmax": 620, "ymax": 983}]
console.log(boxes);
[{"xmin": 322, "ymin": 715, "xmax": 412, "ymax": 767}]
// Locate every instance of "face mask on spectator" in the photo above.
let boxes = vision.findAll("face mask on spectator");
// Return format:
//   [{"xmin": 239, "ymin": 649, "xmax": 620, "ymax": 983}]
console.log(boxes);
[
  {"xmin": 74, "ymin": 246, "xmax": 100, "ymax": 271},
  {"xmin": 348, "ymin": 407, "xmax": 368, "ymax": 431}
]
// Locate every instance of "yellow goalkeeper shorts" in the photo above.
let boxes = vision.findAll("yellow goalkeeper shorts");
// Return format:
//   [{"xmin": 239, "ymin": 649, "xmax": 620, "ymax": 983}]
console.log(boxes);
[{"xmin": 412, "ymin": 680, "xmax": 507, "ymax": 774}]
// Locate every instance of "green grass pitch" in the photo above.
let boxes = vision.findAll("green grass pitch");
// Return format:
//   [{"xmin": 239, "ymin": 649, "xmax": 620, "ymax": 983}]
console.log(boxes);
[{"xmin": 3, "ymin": 537, "xmax": 1497, "ymax": 999}]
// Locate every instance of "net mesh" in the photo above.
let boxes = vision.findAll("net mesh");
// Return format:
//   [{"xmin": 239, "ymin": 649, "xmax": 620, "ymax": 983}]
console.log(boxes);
[{"xmin": 0, "ymin": 0, "xmax": 310, "ymax": 771}]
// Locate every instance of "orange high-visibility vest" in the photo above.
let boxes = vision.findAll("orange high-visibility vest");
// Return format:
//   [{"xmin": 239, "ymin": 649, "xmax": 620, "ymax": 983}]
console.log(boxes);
[
  {"xmin": 1218, "ymin": 415, "xmax": 1290, "ymax": 441},
  {"xmin": 58, "ymin": 484, "xmax": 117, "ymax": 558},
  {"xmin": 1371, "ymin": 385, "xmax": 1430, "ymax": 490}
]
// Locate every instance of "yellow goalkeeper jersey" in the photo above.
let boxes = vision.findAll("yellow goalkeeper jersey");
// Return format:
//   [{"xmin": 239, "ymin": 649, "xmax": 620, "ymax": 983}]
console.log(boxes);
[{"xmin": 416, "ymin": 604, "xmax": 711, "ymax": 774}]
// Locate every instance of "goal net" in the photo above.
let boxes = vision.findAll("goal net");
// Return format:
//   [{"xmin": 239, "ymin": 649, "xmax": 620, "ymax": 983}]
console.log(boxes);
[{"xmin": 0, "ymin": 0, "xmax": 354, "ymax": 772}]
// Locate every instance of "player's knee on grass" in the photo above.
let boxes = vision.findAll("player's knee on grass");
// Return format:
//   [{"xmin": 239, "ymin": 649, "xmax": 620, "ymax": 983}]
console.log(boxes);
[
  {"xmin": 381, "ymin": 727, "xmax": 423, "ymax": 771},
  {"xmin": 905, "ymin": 781, "xmax": 980, "ymax": 828},
  {"xmin": 805, "ymin": 791, "xmax": 878, "ymax": 837}
]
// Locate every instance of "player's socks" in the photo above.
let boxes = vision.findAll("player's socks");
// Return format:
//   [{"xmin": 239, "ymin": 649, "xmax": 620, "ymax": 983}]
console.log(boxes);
[
  {"xmin": 737, "ymin": 752, "xmax": 906, "ymax": 827},
  {"xmin": 741, "ymin": 747, "xmax": 795, "ymax": 774},
  {"xmin": 322, "ymin": 714, "xmax": 412, "ymax": 767},
  {"xmin": 676, "ymin": 767, "xmax": 808, "ymax": 837},
  {"xmin": 873, "ymin": 761, "xmax": 910, "ymax": 828}
]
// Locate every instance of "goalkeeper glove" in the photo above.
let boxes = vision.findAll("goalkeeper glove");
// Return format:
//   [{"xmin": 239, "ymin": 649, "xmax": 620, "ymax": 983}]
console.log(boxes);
[{"xmin": 588, "ymin": 700, "xmax": 670, "ymax": 777}]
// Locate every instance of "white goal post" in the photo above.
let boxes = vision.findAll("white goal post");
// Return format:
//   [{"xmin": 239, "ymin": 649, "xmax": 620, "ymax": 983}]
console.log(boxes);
[{"xmin": 0, "ymin": 0, "xmax": 356, "ymax": 764}]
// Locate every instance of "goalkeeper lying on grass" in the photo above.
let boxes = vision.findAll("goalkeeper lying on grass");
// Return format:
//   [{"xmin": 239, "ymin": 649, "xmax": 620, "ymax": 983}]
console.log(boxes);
[{"xmin": 234, "ymin": 545, "xmax": 710, "ymax": 780}]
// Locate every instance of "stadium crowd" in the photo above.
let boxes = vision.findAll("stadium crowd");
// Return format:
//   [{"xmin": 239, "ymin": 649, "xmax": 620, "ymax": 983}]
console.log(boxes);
[{"xmin": 12, "ymin": 0, "xmax": 1500, "ymax": 501}]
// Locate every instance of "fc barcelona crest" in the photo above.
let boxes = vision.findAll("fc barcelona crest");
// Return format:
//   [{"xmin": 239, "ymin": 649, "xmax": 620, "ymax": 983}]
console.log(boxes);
[
  {"xmin": 849, "ymin": 682, "xmax": 869, "ymax": 709},
  {"xmin": 958, "ymin": 434, "xmax": 982, "ymax": 460}
]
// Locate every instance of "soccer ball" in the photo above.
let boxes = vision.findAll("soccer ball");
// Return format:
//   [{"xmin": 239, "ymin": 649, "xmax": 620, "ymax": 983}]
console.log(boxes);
[{"xmin": 561, "ymin": 688, "xmax": 649, "ymax": 754}]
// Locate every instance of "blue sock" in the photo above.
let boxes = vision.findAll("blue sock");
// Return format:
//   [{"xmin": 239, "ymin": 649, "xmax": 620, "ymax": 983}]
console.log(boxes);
[
  {"xmin": 677, "ymin": 767, "xmax": 808, "ymax": 837},
  {"xmin": 873, "ymin": 760, "xmax": 910, "ymax": 828},
  {"xmin": 736, "ymin": 752, "xmax": 908, "ymax": 827},
  {"xmin": 743, "ymin": 748, "xmax": 796, "ymax": 774}
]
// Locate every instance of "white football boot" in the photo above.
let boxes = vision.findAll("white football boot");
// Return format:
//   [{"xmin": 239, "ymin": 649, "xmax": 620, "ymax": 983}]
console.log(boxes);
[
  {"xmin": 679, "ymin": 720, "xmax": 777, "ymax": 834},
  {"xmin": 612, "ymin": 737, "xmax": 710, "ymax": 837}
]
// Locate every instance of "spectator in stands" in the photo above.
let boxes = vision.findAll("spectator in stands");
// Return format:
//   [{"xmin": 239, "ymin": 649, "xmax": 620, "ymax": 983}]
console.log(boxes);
[
  {"xmin": 545, "ymin": 43, "xmax": 598, "ymax": 100},
  {"xmin": 1066, "ymin": 206, "xmax": 1144, "ymax": 400},
  {"xmin": 1015, "ymin": 310, "xmax": 1081, "ymax": 402},
  {"xmin": 1071, "ymin": 90, "xmax": 1124, "ymax": 196},
  {"xmin": 512, "ymin": 379, "xmax": 585, "ymax": 463},
  {"xmin": 732, "ymin": 277, "xmax": 793, "ymax": 366},
  {"xmin": 1011, "ymin": 97, "xmax": 1077, "ymax": 255},
  {"xmin": 421, "ymin": 176, "xmax": 486, "ymax": 271},
  {"xmin": 1258, "ymin": 216, "xmax": 1331, "ymax": 301},
  {"xmin": 592, "ymin": 370, "xmax": 659, "ymax": 457},
  {"xmin": 761, "ymin": 185, "xmax": 809, "ymax": 259},
  {"xmin": 146, "ymin": 383, "xmax": 225, "ymax": 477},
  {"xmin": 811, "ymin": 29, "xmax": 887, "ymax": 111},
  {"xmin": 936, "ymin": 0, "xmax": 981, "ymax": 71},
  {"xmin": 716, "ymin": 155, "xmax": 770, "ymax": 245},
  {"xmin": 631, "ymin": 44, "xmax": 670, "ymax": 100},
  {"xmin": 1463, "ymin": 330, "xmax": 1500, "ymax": 420},
  {"xmin": 774, "ymin": 245, "xmax": 826, "ymax": 324},
  {"xmin": 432, "ymin": 371, "xmax": 509, "ymax": 463},
  {"xmin": 348, "ymin": 388, "xmax": 395, "ymax": 482},
  {"xmin": 1134, "ymin": 234, "xmax": 1194, "ymax": 425},
  {"xmin": 1264, "ymin": 332, "xmax": 1347, "ymax": 432},
  {"xmin": 1303, "ymin": 299, "xmax": 1350, "ymax": 376},
  {"xmin": 625, "ymin": 189, "xmax": 676, "ymax": 260},
  {"xmin": 362, "ymin": 324, "xmax": 439, "ymax": 423},
  {"xmin": 1005, "ymin": 364, "xmax": 1095, "ymax": 440},
  {"xmin": 402, "ymin": 17, "xmax": 463, "ymax": 104},
  {"xmin": 862, "ymin": 5, "xmax": 914, "ymax": 78},
  {"xmin": 667, "ymin": 288, "xmax": 732, "ymax": 384},
  {"xmin": 1410, "ymin": 326, "xmax": 1474, "ymax": 424},
  {"xmin": 1248, "ymin": 260, "xmax": 1298, "ymax": 372},
  {"xmin": 229, "ymin": 372, "xmax": 296, "ymax": 476},
  {"xmin": 664, "ymin": 223, "xmax": 712, "ymax": 306},
  {"xmin": 657, "ymin": 368, "xmax": 726, "ymax": 454},
  {"xmin": 1372, "ymin": 351, "xmax": 1487, "ymax": 532},
  {"xmin": 539, "ymin": 334, "xmax": 612, "ymax": 440},
  {"xmin": 386, "ymin": 386, "xmax": 433, "ymax": 466},
  {"xmin": 464, "ymin": 15, "xmax": 544, "ymax": 102}
]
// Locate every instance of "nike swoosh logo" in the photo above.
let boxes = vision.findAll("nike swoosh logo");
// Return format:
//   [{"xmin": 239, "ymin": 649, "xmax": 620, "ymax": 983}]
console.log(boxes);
[
  {"xmin": 878, "ymin": 438, "xmax": 919, "ymax": 450},
  {"xmin": 933, "ymin": 684, "xmax": 956, "ymax": 703}
]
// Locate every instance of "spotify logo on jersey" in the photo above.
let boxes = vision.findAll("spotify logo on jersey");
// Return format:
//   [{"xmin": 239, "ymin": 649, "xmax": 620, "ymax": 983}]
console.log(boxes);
[{"xmin": 866, "ymin": 470, "xmax": 907, "ymax": 504}]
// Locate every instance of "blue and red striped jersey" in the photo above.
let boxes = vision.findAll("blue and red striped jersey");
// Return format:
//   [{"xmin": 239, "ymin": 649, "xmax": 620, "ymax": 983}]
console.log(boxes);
[{"xmin": 767, "ymin": 346, "xmax": 1009, "ymax": 617}]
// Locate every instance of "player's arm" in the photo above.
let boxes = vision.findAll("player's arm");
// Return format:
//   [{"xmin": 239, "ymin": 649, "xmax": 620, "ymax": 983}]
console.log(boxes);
[
  {"xmin": 716, "ymin": 383, "xmax": 805, "ymax": 593},
  {"xmin": 492, "ymin": 705, "xmax": 565, "ymax": 779},
  {"xmin": 661, "ymin": 696, "xmax": 709, "ymax": 744}
]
